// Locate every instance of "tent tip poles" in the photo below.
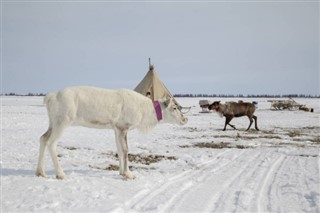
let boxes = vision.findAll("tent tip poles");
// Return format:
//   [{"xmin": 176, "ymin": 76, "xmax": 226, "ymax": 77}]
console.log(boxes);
[{"xmin": 148, "ymin": 58, "xmax": 154, "ymax": 70}]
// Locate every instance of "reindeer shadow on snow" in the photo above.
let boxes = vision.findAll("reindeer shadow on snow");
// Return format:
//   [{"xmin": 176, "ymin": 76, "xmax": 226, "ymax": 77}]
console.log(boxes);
[{"xmin": 208, "ymin": 101, "xmax": 259, "ymax": 131}]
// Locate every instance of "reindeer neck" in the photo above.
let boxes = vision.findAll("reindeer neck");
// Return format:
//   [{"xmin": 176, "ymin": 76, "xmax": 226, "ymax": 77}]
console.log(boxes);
[
  {"xmin": 136, "ymin": 99, "xmax": 160, "ymax": 133},
  {"xmin": 217, "ymin": 104, "xmax": 227, "ymax": 112}
]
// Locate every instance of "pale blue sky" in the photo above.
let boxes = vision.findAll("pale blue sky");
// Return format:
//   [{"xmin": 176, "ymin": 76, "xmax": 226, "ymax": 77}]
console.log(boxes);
[{"xmin": 2, "ymin": 1, "xmax": 319, "ymax": 95}]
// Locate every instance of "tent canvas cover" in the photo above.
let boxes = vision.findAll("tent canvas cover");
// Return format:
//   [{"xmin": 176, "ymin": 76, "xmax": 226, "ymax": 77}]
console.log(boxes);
[{"xmin": 134, "ymin": 65, "xmax": 181, "ymax": 108}]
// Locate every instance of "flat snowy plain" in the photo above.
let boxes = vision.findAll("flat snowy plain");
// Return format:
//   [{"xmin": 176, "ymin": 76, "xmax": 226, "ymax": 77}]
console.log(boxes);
[{"xmin": 2, "ymin": 96, "xmax": 320, "ymax": 212}]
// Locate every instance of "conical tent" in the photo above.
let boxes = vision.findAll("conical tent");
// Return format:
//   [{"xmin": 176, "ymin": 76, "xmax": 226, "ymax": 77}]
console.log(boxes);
[{"xmin": 134, "ymin": 64, "xmax": 180, "ymax": 107}]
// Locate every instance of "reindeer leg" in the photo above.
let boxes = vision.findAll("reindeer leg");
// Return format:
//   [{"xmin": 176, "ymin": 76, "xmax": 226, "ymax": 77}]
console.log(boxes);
[
  {"xmin": 229, "ymin": 123, "xmax": 236, "ymax": 130},
  {"xmin": 227, "ymin": 116, "xmax": 236, "ymax": 130},
  {"xmin": 48, "ymin": 140, "xmax": 66, "ymax": 180},
  {"xmin": 48, "ymin": 123, "xmax": 69, "ymax": 179},
  {"xmin": 253, "ymin": 115, "xmax": 259, "ymax": 131},
  {"xmin": 246, "ymin": 116, "xmax": 254, "ymax": 131},
  {"xmin": 37, "ymin": 121, "xmax": 67, "ymax": 180},
  {"xmin": 114, "ymin": 128, "xmax": 124, "ymax": 176},
  {"xmin": 223, "ymin": 117, "xmax": 229, "ymax": 131},
  {"xmin": 36, "ymin": 128, "xmax": 51, "ymax": 177},
  {"xmin": 115, "ymin": 127, "xmax": 135, "ymax": 180},
  {"xmin": 36, "ymin": 122, "xmax": 67, "ymax": 180},
  {"xmin": 224, "ymin": 116, "xmax": 235, "ymax": 130}
]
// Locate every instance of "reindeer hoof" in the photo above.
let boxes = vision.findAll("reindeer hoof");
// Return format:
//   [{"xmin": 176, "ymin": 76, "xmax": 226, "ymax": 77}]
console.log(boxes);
[
  {"xmin": 36, "ymin": 172, "xmax": 46, "ymax": 178},
  {"xmin": 56, "ymin": 172, "xmax": 66, "ymax": 180},
  {"xmin": 122, "ymin": 172, "xmax": 136, "ymax": 180},
  {"xmin": 36, "ymin": 169, "xmax": 46, "ymax": 177}
]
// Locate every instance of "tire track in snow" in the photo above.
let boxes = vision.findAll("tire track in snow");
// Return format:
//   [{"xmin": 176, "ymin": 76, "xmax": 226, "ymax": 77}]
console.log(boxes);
[
  {"xmin": 202, "ymin": 149, "xmax": 268, "ymax": 212},
  {"xmin": 261, "ymin": 154, "xmax": 320, "ymax": 213},
  {"xmin": 130, "ymin": 149, "xmax": 235, "ymax": 212},
  {"xmin": 159, "ymin": 149, "xmax": 254, "ymax": 213},
  {"xmin": 126, "ymin": 149, "xmax": 262, "ymax": 213},
  {"xmin": 256, "ymin": 154, "xmax": 287, "ymax": 213},
  {"xmin": 203, "ymin": 150, "xmax": 286, "ymax": 213},
  {"xmin": 110, "ymin": 149, "xmax": 236, "ymax": 212}
]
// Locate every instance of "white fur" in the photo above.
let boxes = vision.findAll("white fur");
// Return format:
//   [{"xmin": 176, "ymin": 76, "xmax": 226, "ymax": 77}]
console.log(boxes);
[{"xmin": 36, "ymin": 86, "xmax": 188, "ymax": 180}]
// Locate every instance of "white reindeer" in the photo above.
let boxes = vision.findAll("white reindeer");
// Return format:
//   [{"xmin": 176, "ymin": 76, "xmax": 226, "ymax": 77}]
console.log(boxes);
[{"xmin": 36, "ymin": 86, "xmax": 188, "ymax": 180}]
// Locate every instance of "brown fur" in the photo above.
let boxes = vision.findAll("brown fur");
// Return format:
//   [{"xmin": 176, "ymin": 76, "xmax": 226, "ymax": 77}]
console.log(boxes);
[{"xmin": 208, "ymin": 101, "xmax": 259, "ymax": 131}]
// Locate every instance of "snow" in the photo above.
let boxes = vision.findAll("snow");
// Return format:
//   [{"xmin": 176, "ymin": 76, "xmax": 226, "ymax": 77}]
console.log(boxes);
[{"xmin": 2, "ymin": 96, "xmax": 320, "ymax": 212}]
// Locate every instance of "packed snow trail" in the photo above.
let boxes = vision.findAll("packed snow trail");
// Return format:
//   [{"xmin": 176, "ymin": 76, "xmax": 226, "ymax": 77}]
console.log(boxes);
[{"xmin": 110, "ymin": 148, "xmax": 319, "ymax": 213}]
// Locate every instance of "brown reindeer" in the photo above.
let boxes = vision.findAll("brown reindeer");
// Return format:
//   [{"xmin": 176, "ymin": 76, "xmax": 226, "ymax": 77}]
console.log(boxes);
[{"xmin": 208, "ymin": 101, "xmax": 259, "ymax": 131}]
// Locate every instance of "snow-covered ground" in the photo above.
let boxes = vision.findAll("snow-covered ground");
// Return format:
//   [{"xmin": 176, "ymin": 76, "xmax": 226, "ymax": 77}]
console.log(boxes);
[{"xmin": 2, "ymin": 96, "xmax": 320, "ymax": 212}]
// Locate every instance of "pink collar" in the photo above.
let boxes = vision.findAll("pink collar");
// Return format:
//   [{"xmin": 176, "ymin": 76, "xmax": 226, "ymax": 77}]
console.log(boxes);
[{"xmin": 153, "ymin": 101, "xmax": 163, "ymax": 121}]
